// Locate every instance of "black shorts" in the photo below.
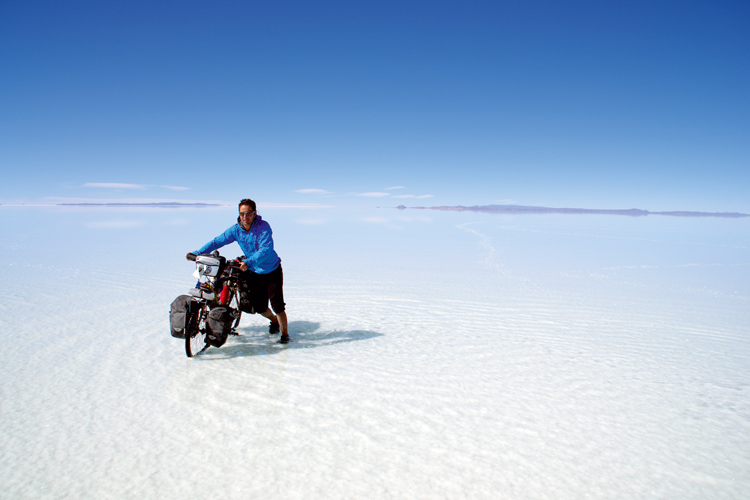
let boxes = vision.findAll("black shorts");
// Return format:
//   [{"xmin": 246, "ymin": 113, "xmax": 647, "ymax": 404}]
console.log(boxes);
[{"xmin": 241, "ymin": 265, "xmax": 285, "ymax": 314}]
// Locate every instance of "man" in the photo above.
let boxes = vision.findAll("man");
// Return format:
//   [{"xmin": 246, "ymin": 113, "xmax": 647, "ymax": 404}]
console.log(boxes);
[{"xmin": 190, "ymin": 198, "xmax": 289, "ymax": 343}]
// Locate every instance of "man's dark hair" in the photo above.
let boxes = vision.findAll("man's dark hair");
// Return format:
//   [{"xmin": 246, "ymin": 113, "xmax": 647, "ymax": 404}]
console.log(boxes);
[{"xmin": 238, "ymin": 198, "xmax": 256, "ymax": 211}]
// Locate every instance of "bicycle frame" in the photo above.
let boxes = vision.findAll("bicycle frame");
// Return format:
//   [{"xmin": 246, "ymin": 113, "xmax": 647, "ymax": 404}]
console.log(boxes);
[{"xmin": 184, "ymin": 252, "xmax": 244, "ymax": 357}]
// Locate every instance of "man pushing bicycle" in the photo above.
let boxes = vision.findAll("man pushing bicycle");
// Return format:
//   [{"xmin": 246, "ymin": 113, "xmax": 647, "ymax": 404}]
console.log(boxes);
[{"xmin": 190, "ymin": 198, "xmax": 289, "ymax": 344}]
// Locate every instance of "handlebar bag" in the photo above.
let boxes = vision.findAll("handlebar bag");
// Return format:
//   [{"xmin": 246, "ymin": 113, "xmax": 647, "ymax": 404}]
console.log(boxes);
[
  {"xmin": 169, "ymin": 295, "xmax": 196, "ymax": 339},
  {"xmin": 206, "ymin": 306, "xmax": 232, "ymax": 347},
  {"xmin": 195, "ymin": 255, "xmax": 226, "ymax": 277}
]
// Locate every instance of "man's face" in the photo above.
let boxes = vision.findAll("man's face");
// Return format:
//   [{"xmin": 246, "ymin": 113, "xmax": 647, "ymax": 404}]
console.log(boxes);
[{"xmin": 239, "ymin": 204, "xmax": 256, "ymax": 229}]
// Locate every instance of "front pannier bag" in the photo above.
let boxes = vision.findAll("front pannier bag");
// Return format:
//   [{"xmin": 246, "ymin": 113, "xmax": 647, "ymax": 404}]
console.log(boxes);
[
  {"xmin": 169, "ymin": 295, "xmax": 195, "ymax": 339},
  {"xmin": 206, "ymin": 306, "xmax": 232, "ymax": 347}
]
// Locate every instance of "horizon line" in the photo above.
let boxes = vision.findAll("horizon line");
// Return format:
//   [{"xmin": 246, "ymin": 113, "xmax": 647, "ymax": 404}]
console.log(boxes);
[{"xmin": 398, "ymin": 204, "xmax": 750, "ymax": 218}]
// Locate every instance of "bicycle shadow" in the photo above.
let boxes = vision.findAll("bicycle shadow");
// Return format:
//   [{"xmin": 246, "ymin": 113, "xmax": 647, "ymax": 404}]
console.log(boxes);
[{"xmin": 198, "ymin": 320, "xmax": 384, "ymax": 359}]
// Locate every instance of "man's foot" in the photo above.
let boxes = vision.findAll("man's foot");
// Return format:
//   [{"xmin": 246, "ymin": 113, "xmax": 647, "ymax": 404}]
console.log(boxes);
[
  {"xmin": 279, "ymin": 334, "xmax": 290, "ymax": 344},
  {"xmin": 269, "ymin": 321, "xmax": 280, "ymax": 334}
]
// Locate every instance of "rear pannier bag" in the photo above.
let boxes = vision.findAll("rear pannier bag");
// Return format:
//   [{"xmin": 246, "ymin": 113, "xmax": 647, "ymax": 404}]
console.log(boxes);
[
  {"xmin": 238, "ymin": 279, "xmax": 255, "ymax": 314},
  {"xmin": 206, "ymin": 306, "xmax": 232, "ymax": 347},
  {"xmin": 169, "ymin": 295, "xmax": 196, "ymax": 339}
]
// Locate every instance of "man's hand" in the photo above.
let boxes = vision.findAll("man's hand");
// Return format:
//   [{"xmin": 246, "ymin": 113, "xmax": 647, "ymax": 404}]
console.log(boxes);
[{"xmin": 239, "ymin": 261, "xmax": 248, "ymax": 272}]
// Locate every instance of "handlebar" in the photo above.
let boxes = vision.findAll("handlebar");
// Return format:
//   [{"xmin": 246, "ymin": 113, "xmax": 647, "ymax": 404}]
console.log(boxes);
[
  {"xmin": 186, "ymin": 252, "xmax": 245, "ymax": 269},
  {"xmin": 225, "ymin": 260, "xmax": 243, "ymax": 270}
]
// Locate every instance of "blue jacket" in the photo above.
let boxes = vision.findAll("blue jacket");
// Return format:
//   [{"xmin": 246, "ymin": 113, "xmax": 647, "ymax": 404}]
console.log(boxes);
[{"xmin": 193, "ymin": 215, "xmax": 281, "ymax": 274}]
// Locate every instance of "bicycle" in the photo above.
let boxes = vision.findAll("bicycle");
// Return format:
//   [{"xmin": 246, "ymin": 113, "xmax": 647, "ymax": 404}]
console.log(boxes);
[{"xmin": 183, "ymin": 251, "xmax": 245, "ymax": 357}]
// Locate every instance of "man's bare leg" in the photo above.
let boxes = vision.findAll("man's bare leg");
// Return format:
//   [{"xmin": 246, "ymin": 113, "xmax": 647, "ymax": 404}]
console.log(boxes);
[
  {"xmin": 259, "ymin": 309, "xmax": 289, "ymax": 337},
  {"xmin": 276, "ymin": 311, "xmax": 288, "ymax": 336},
  {"xmin": 259, "ymin": 308, "xmax": 276, "ymax": 325}
]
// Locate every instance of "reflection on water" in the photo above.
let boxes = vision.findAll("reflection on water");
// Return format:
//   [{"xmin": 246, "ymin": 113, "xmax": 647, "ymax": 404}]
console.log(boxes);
[
  {"xmin": 1, "ymin": 205, "xmax": 749, "ymax": 498},
  {"xmin": 2, "ymin": 204, "xmax": 748, "ymax": 300}
]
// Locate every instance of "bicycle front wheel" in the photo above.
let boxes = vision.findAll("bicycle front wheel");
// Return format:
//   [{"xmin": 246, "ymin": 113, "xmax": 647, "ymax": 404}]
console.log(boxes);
[
  {"xmin": 231, "ymin": 310, "xmax": 242, "ymax": 332},
  {"xmin": 185, "ymin": 304, "xmax": 209, "ymax": 357},
  {"xmin": 229, "ymin": 285, "xmax": 242, "ymax": 333}
]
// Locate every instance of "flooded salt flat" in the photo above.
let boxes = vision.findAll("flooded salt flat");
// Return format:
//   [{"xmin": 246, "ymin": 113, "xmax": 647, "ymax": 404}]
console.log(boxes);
[{"xmin": 1, "ymin": 206, "xmax": 748, "ymax": 499}]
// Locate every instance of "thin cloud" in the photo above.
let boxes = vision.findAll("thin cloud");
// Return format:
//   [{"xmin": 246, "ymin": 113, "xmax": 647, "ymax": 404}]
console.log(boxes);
[
  {"xmin": 386, "ymin": 186, "xmax": 405, "ymax": 190},
  {"xmin": 46, "ymin": 196, "xmax": 230, "ymax": 205},
  {"xmin": 83, "ymin": 183, "xmax": 147, "ymax": 190},
  {"xmin": 392, "ymin": 194, "xmax": 434, "ymax": 199},
  {"xmin": 296, "ymin": 188, "xmax": 333, "ymax": 195},
  {"xmin": 358, "ymin": 192, "xmax": 390, "ymax": 197},
  {"xmin": 81, "ymin": 183, "xmax": 189, "ymax": 191}
]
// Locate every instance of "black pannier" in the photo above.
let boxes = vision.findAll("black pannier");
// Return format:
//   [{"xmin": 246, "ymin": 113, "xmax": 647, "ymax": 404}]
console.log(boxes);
[
  {"xmin": 169, "ymin": 295, "xmax": 196, "ymax": 339},
  {"xmin": 238, "ymin": 278, "xmax": 255, "ymax": 314},
  {"xmin": 206, "ymin": 306, "xmax": 232, "ymax": 347}
]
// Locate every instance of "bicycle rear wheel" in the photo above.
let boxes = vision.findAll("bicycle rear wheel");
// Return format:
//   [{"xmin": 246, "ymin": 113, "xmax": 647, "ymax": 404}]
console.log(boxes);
[{"xmin": 185, "ymin": 304, "xmax": 209, "ymax": 357}]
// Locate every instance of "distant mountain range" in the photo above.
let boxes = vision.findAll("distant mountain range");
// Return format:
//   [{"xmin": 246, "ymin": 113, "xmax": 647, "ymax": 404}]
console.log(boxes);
[{"xmin": 397, "ymin": 204, "xmax": 749, "ymax": 218}]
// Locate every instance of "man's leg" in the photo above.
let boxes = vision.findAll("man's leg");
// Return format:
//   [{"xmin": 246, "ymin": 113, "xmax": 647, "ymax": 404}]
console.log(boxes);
[
  {"xmin": 275, "ymin": 311, "xmax": 288, "ymax": 336},
  {"xmin": 259, "ymin": 308, "xmax": 276, "ymax": 323},
  {"xmin": 246, "ymin": 270, "xmax": 277, "ymax": 332},
  {"xmin": 268, "ymin": 266, "xmax": 288, "ymax": 342},
  {"xmin": 263, "ymin": 308, "xmax": 287, "ymax": 336}
]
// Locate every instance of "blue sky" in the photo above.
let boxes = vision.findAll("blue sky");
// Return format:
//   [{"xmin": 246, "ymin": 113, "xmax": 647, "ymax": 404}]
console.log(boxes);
[{"xmin": 1, "ymin": 0, "xmax": 748, "ymax": 211}]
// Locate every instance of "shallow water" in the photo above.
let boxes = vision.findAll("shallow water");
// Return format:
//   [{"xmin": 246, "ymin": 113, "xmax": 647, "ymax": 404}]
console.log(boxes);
[{"xmin": 1, "ymin": 206, "xmax": 748, "ymax": 499}]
